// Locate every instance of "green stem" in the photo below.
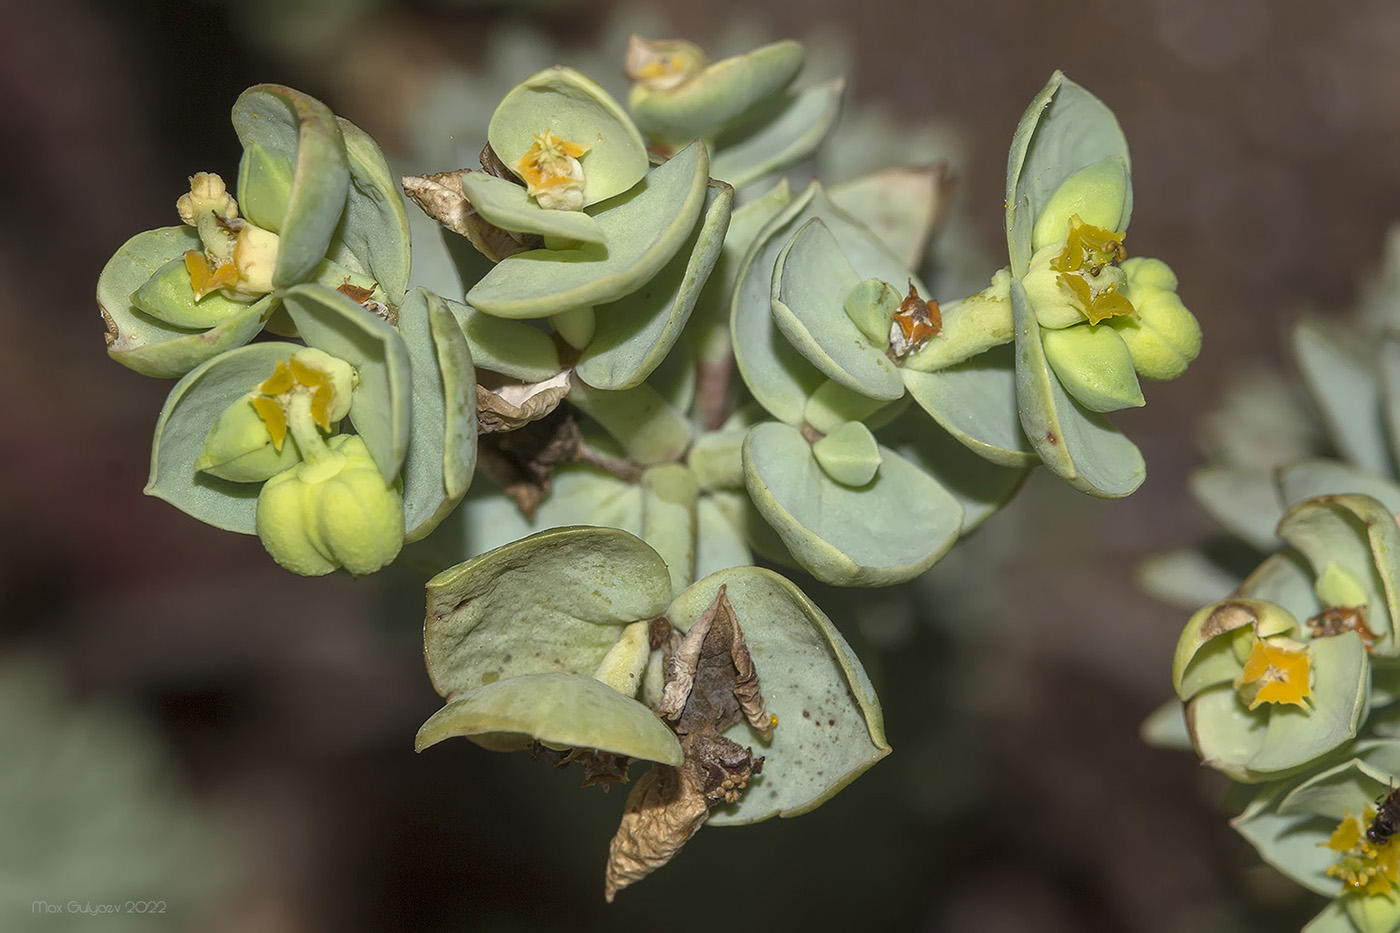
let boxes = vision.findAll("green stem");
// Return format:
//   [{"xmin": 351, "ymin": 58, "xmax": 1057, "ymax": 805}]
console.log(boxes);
[{"xmin": 283, "ymin": 392, "xmax": 331, "ymax": 463}]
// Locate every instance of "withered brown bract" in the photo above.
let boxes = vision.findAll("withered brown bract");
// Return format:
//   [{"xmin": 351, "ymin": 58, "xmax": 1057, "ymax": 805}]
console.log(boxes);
[{"xmin": 604, "ymin": 585, "xmax": 773, "ymax": 901}]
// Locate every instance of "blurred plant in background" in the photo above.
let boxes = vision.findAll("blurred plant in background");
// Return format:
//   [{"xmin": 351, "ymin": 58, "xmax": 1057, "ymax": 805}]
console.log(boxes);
[
  {"xmin": 0, "ymin": 657, "xmax": 235, "ymax": 932},
  {"xmin": 1143, "ymin": 226, "xmax": 1400, "ymax": 932}
]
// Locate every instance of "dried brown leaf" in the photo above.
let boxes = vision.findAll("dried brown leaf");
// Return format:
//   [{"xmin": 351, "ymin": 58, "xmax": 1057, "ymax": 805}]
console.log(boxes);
[
  {"xmin": 602, "ymin": 587, "xmax": 775, "ymax": 900},
  {"xmin": 657, "ymin": 585, "xmax": 773, "ymax": 740},
  {"xmin": 401, "ymin": 170, "xmax": 534, "ymax": 262},
  {"xmin": 476, "ymin": 402, "xmax": 581, "ymax": 520},
  {"xmin": 604, "ymin": 763, "xmax": 706, "ymax": 902}
]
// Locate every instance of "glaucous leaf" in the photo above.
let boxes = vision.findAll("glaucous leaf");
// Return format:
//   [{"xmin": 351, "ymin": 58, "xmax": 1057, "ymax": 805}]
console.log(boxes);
[
  {"xmin": 1189, "ymin": 466, "xmax": 1286, "ymax": 553},
  {"xmin": 829, "ymin": 165, "xmax": 949, "ymax": 272},
  {"xmin": 902, "ymin": 344, "xmax": 1037, "ymax": 467},
  {"xmin": 99, "ymin": 227, "xmax": 273, "ymax": 377},
  {"xmin": 280, "ymin": 284, "xmax": 412, "ymax": 483},
  {"xmin": 1278, "ymin": 494, "xmax": 1400, "ymax": 655},
  {"xmin": 487, "ymin": 67, "xmax": 649, "ymax": 208},
  {"xmin": 630, "ymin": 39, "xmax": 804, "ymax": 144},
  {"xmin": 146, "ymin": 342, "xmax": 300, "ymax": 533},
  {"xmin": 1012, "ymin": 277, "xmax": 1145, "ymax": 496},
  {"xmin": 743, "ymin": 421, "xmax": 962, "ymax": 586},
  {"xmin": 466, "ymin": 141, "xmax": 710, "ymax": 319},
  {"xmin": 709, "ymin": 78, "xmax": 845, "ymax": 189},
  {"xmin": 883, "ymin": 406, "xmax": 1030, "ymax": 533},
  {"xmin": 231, "ymin": 84, "xmax": 351, "ymax": 287},
  {"xmin": 398, "ymin": 287, "xmax": 477, "ymax": 543},
  {"xmin": 423, "ymin": 527, "xmax": 673, "ymax": 699},
  {"xmin": 666, "ymin": 566, "xmax": 889, "ymax": 823},
  {"xmin": 732, "ymin": 182, "xmax": 923, "ymax": 425},
  {"xmin": 1004, "ymin": 72, "xmax": 1131, "ymax": 274},
  {"xmin": 416, "ymin": 672, "xmax": 684, "ymax": 765},
  {"xmin": 1293, "ymin": 319, "xmax": 1390, "ymax": 477},
  {"xmin": 447, "ymin": 300, "xmax": 560, "ymax": 383},
  {"xmin": 458, "ymin": 171, "xmax": 606, "ymax": 244},
  {"xmin": 567, "ymin": 377, "xmax": 692, "ymax": 467},
  {"xmin": 1279, "ymin": 459, "xmax": 1400, "ymax": 515},
  {"xmin": 334, "ymin": 116, "xmax": 413, "ymax": 302},
  {"xmin": 575, "ymin": 181, "xmax": 733, "ymax": 390},
  {"xmin": 771, "ymin": 219, "xmax": 904, "ymax": 400}
]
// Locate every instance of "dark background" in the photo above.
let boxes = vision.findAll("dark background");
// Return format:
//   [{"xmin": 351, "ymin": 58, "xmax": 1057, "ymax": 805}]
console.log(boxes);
[{"xmin": 6, "ymin": 0, "xmax": 1399, "ymax": 929}]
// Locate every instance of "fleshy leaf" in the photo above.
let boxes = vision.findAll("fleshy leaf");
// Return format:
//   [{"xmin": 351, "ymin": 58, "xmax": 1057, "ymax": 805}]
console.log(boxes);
[
  {"xmin": 1236, "ymin": 551, "xmax": 1319, "ymax": 625},
  {"xmin": 636, "ymin": 464, "xmax": 697, "ymax": 595},
  {"xmin": 447, "ymin": 300, "xmax": 560, "ymax": 383},
  {"xmin": 771, "ymin": 219, "xmax": 904, "ymax": 400},
  {"xmin": 732, "ymin": 182, "xmax": 924, "ymax": 425},
  {"xmin": 423, "ymin": 527, "xmax": 673, "ymax": 699},
  {"xmin": 743, "ymin": 421, "xmax": 962, "ymax": 586},
  {"xmin": 458, "ymin": 171, "xmax": 606, "ymax": 244},
  {"xmin": 828, "ymin": 165, "xmax": 950, "ymax": 272},
  {"xmin": 575, "ymin": 181, "xmax": 732, "ymax": 390},
  {"xmin": 630, "ymin": 39, "xmax": 804, "ymax": 145},
  {"xmin": 488, "ymin": 67, "xmax": 649, "ymax": 209},
  {"xmin": 882, "ymin": 405, "xmax": 1030, "ymax": 533},
  {"xmin": 397, "ymin": 287, "xmax": 477, "ymax": 543},
  {"xmin": 1189, "ymin": 466, "xmax": 1287, "ymax": 553},
  {"xmin": 709, "ymin": 78, "xmax": 845, "ymax": 189},
  {"xmin": 902, "ymin": 344, "xmax": 1037, "ymax": 467},
  {"xmin": 333, "ymin": 116, "xmax": 412, "ymax": 302},
  {"xmin": 1232, "ymin": 771, "xmax": 1369, "ymax": 897},
  {"xmin": 467, "ymin": 141, "xmax": 710, "ymax": 319},
  {"xmin": 1294, "ymin": 318, "xmax": 1392, "ymax": 477},
  {"xmin": 666, "ymin": 566, "xmax": 889, "ymax": 823},
  {"xmin": 98, "ymin": 227, "xmax": 274, "ymax": 377},
  {"xmin": 279, "ymin": 284, "xmax": 412, "ymax": 483},
  {"xmin": 231, "ymin": 84, "xmax": 351, "ymax": 287},
  {"xmin": 1012, "ymin": 277, "xmax": 1145, "ymax": 496},
  {"xmin": 567, "ymin": 378, "xmax": 692, "ymax": 467},
  {"xmin": 1136, "ymin": 549, "xmax": 1243, "ymax": 612},
  {"xmin": 1278, "ymin": 495, "xmax": 1400, "ymax": 655},
  {"xmin": 415, "ymin": 672, "xmax": 683, "ymax": 766},
  {"xmin": 1279, "ymin": 458, "xmax": 1400, "ymax": 515},
  {"xmin": 811, "ymin": 422, "xmax": 882, "ymax": 487},
  {"xmin": 1004, "ymin": 72, "xmax": 1131, "ymax": 275},
  {"xmin": 146, "ymin": 342, "xmax": 302, "ymax": 533}
]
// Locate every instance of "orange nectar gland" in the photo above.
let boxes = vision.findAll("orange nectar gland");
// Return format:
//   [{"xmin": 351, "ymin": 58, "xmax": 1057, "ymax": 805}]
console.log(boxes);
[
  {"xmin": 249, "ymin": 358, "xmax": 341, "ymax": 451},
  {"xmin": 1326, "ymin": 810, "xmax": 1400, "ymax": 896},
  {"xmin": 513, "ymin": 130, "xmax": 590, "ymax": 208},
  {"xmin": 184, "ymin": 249, "xmax": 239, "ymax": 300},
  {"xmin": 888, "ymin": 282, "xmax": 942, "ymax": 360},
  {"xmin": 1051, "ymin": 215, "xmax": 1134, "ymax": 326},
  {"xmin": 1232, "ymin": 636, "xmax": 1314, "ymax": 710}
]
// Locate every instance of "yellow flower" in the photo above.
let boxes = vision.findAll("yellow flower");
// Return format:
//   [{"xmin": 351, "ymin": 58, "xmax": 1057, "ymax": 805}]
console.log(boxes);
[
  {"xmin": 1325, "ymin": 809, "xmax": 1400, "ymax": 896},
  {"xmin": 513, "ymin": 129, "xmax": 591, "ymax": 211},
  {"xmin": 1233, "ymin": 635, "xmax": 1313, "ymax": 710}
]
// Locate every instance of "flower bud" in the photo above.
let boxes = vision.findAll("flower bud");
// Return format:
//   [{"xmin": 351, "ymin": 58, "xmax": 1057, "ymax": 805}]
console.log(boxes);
[
  {"xmin": 195, "ymin": 396, "xmax": 303, "ymax": 483},
  {"xmin": 1041, "ymin": 324, "xmax": 1145, "ymax": 412},
  {"xmin": 1113, "ymin": 257, "xmax": 1201, "ymax": 380},
  {"xmin": 176, "ymin": 171, "xmax": 239, "ymax": 226},
  {"xmin": 256, "ymin": 434, "xmax": 404, "ymax": 576}
]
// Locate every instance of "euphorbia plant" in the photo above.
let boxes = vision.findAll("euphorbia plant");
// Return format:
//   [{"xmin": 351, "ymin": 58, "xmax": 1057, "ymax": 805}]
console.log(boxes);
[{"xmin": 97, "ymin": 34, "xmax": 1199, "ymax": 899}]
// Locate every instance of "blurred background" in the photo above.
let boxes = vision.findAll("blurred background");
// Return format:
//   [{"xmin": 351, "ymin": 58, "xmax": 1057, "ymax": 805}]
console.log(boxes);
[{"xmin": 6, "ymin": 0, "xmax": 1400, "ymax": 929}]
